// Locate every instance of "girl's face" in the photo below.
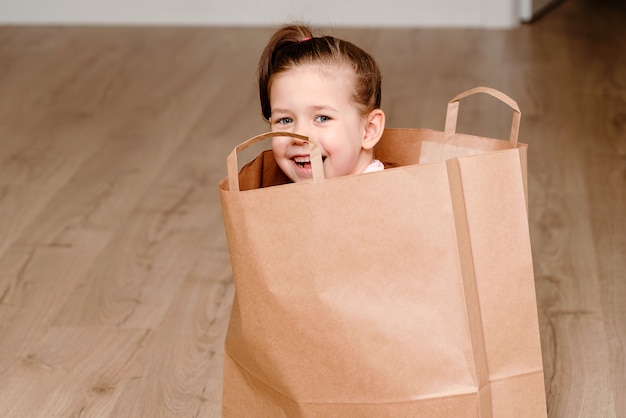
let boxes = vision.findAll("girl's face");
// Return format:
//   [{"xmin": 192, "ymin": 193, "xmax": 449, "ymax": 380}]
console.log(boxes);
[{"xmin": 269, "ymin": 64, "xmax": 378, "ymax": 182}]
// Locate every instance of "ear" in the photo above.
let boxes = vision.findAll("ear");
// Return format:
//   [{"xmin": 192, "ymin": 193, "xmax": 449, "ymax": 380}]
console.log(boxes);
[{"xmin": 361, "ymin": 109, "xmax": 385, "ymax": 150}]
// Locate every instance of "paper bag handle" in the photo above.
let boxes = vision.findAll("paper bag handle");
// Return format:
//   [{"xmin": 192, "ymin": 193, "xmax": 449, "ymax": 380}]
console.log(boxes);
[
  {"xmin": 227, "ymin": 131, "xmax": 324, "ymax": 191},
  {"xmin": 444, "ymin": 86, "xmax": 521, "ymax": 147}
]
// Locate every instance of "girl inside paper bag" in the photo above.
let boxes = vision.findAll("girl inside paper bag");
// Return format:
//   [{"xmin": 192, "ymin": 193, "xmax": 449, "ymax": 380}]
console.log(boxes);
[{"xmin": 258, "ymin": 25, "xmax": 386, "ymax": 182}]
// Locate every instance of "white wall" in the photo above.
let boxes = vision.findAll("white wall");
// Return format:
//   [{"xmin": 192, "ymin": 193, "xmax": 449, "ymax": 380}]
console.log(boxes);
[
  {"xmin": 0, "ymin": 0, "xmax": 522, "ymax": 28},
  {"xmin": 519, "ymin": 0, "xmax": 560, "ymax": 21}
]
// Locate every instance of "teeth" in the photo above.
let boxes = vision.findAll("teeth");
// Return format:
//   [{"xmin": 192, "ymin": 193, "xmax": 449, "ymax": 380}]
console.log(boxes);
[
  {"xmin": 292, "ymin": 156, "xmax": 325, "ymax": 167},
  {"xmin": 294, "ymin": 156, "xmax": 311, "ymax": 168}
]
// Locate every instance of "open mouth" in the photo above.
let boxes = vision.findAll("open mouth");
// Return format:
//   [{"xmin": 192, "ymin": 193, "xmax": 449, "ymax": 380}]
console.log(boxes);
[
  {"xmin": 294, "ymin": 156, "xmax": 310, "ymax": 168},
  {"xmin": 293, "ymin": 156, "xmax": 326, "ymax": 168}
]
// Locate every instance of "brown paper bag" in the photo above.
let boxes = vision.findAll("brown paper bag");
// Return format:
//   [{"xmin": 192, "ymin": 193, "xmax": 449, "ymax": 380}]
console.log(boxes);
[{"xmin": 218, "ymin": 87, "xmax": 547, "ymax": 417}]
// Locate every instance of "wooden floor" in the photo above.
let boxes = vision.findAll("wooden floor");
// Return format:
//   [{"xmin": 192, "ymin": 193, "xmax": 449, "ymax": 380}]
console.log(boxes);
[{"xmin": 0, "ymin": 0, "xmax": 624, "ymax": 416}]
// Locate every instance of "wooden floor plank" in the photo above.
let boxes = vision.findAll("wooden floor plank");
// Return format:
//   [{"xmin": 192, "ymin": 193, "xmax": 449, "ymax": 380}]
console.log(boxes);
[
  {"xmin": 109, "ymin": 252, "xmax": 234, "ymax": 417},
  {"xmin": 0, "ymin": 0, "xmax": 624, "ymax": 416},
  {"xmin": 0, "ymin": 326, "xmax": 150, "ymax": 417}
]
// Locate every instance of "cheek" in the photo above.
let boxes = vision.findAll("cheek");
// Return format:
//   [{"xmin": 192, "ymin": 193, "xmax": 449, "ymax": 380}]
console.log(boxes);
[
  {"xmin": 272, "ymin": 137, "xmax": 289, "ymax": 155},
  {"xmin": 324, "ymin": 128, "xmax": 362, "ymax": 157}
]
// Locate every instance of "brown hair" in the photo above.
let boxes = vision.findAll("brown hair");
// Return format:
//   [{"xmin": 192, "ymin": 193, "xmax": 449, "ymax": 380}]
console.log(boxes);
[{"xmin": 257, "ymin": 25, "xmax": 382, "ymax": 121}]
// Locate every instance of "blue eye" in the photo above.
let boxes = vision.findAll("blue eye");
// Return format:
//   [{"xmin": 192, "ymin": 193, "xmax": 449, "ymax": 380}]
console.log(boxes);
[
  {"xmin": 315, "ymin": 115, "xmax": 331, "ymax": 122},
  {"xmin": 276, "ymin": 117, "xmax": 292, "ymax": 125}
]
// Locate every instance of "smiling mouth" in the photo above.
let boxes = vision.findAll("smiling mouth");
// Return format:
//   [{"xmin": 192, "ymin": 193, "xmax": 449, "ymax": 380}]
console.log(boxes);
[
  {"xmin": 294, "ymin": 156, "xmax": 310, "ymax": 168},
  {"xmin": 293, "ymin": 156, "xmax": 326, "ymax": 168}
]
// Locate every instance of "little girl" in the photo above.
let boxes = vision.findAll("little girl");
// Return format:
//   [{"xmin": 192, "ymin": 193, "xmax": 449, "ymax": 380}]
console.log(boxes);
[{"xmin": 258, "ymin": 25, "xmax": 386, "ymax": 182}]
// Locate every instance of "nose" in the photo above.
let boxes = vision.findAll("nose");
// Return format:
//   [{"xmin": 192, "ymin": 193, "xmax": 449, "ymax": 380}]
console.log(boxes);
[
  {"xmin": 290, "ymin": 135, "xmax": 309, "ymax": 148},
  {"xmin": 290, "ymin": 123, "xmax": 311, "ymax": 147}
]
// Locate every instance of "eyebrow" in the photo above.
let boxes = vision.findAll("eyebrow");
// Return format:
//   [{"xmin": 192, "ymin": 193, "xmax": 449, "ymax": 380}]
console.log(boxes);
[
  {"xmin": 270, "ymin": 108, "xmax": 291, "ymax": 115},
  {"xmin": 271, "ymin": 105, "xmax": 338, "ymax": 115},
  {"xmin": 310, "ymin": 105, "xmax": 338, "ymax": 113}
]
